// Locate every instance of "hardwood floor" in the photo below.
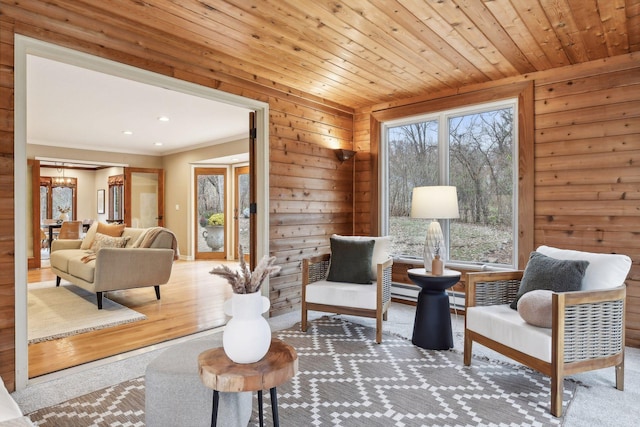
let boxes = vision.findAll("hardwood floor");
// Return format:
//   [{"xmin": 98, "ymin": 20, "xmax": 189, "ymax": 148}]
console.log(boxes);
[{"xmin": 27, "ymin": 259, "xmax": 235, "ymax": 378}]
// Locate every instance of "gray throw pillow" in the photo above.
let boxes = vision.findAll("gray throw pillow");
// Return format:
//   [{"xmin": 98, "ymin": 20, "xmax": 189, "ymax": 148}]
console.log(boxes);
[
  {"xmin": 510, "ymin": 251, "xmax": 589, "ymax": 310},
  {"xmin": 326, "ymin": 237, "xmax": 375, "ymax": 284}
]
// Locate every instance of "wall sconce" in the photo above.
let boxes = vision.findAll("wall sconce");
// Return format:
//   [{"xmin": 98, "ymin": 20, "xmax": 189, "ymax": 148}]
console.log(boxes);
[{"xmin": 334, "ymin": 148, "xmax": 356, "ymax": 162}]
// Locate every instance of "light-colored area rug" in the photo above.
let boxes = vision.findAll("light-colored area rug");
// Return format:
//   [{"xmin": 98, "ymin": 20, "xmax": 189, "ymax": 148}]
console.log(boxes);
[
  {"xmin": 28, "ymin": 282, "xmax": 147, "ymax": 344},
  {"xmin": 26, "ymin": 317, "xmax": 575, "ymax": 426}
]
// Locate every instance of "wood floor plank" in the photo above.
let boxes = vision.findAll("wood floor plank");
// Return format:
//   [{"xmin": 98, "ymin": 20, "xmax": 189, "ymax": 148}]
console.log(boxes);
[{"xmin": 27, "ymin": 259, "xmax": 235, "ymax": 378}]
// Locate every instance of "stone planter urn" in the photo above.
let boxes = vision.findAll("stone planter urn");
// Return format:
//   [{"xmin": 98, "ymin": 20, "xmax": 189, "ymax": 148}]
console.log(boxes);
[{"xmin": 202, "ymin": 225, "xmax": 223, "ymax": 251}]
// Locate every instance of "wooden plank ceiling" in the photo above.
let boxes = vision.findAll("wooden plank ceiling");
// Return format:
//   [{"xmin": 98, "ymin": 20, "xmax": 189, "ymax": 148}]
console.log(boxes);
[{"xmin": 14, "ymin": 0, "xmax": 640, "ymax": 109}]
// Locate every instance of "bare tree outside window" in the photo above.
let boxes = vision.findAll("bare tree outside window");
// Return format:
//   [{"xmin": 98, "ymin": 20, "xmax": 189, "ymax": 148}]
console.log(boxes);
[
  {"xmin": 52, "ymin": 186, "xmax": 74, "ymax": 219},
  {"xmin": 198, "ymin": 174, "xmax": 224, "ymax": 218}
]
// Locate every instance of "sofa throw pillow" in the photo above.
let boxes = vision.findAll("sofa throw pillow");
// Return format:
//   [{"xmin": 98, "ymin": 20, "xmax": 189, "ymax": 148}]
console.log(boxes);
[
  {"xmin": 537, "ymin": 245, "xmax": 632, "ymax": 291},
  {"xmin": 510, "ymin": 251, "xmax": 589, "ymax": 310},
  {"xmin": 80, "ymin": 221, "xmax": 99, "ymax": 250},
  {"xmin": 326, "ymin": 237, "xmax": 375, "ymax": 284},
  {"xmin": 97, "ymin": 222, "xmax": 126, "ymax": 237},
  {"xmin": 517, "ymin": 289, "xmax": 553, "ymax": 328},
  {"xmin": 89, "ymin": 232, "xmax": 131, "ymax": 253}
]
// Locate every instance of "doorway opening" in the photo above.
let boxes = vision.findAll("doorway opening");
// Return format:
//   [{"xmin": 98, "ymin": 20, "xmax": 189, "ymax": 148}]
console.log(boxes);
[{"xmin": 14, "ymin": 35, "xmax": 270, "ymax": 389}]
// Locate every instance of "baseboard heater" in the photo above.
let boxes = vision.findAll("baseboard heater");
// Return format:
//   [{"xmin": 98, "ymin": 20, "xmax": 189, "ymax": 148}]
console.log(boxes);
[{"xmin": 391, "ymin": 282, "xmax": 465, "ymax": 311}]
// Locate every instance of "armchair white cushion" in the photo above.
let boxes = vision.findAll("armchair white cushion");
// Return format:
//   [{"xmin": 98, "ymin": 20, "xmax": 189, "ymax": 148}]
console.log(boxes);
[
  {"xmin": 465, "ymin": 246, "xmax": 631, "ymax": 417},
  {"xmin": 305, "ymin": 281, "xmax": 379, "ymax": 310}
]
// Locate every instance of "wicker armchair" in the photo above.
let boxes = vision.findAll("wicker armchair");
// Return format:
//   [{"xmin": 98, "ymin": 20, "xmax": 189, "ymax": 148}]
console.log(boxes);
[
  {"xmin": 301, "ymin": 237, "xmax": 393, "ymax": 343},
  {"xmin": 464, "ymin": 246, "xmax": 630, "ymax": 417}
]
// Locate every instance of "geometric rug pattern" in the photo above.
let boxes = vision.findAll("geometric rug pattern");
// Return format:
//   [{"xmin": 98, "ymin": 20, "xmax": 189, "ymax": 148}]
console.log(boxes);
[
  {"xmin": 27, "ymin": 377, "xmax": 145, "ymax": 426},
  {"xmin": 266, "ymin": 317, "xmax": 575, "ymax": 426},
  {"xmin": 26, "ymin": 317, "xmax": 575, "ymax": 426}
]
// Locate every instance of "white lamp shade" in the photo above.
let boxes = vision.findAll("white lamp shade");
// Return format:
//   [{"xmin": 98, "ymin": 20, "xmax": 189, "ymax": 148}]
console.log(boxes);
[
  {"xmin": 411, "ymin": 186, "xmax": 459, "ymax": 272},
  {"xmin": 411, "ymin": 186, "xmax": 460, "ymax": 219}
]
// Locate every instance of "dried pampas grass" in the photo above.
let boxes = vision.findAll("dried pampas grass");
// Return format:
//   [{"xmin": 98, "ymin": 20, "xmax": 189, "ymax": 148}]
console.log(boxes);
[{"xmin": 209, "ymin": 245, "xmax": 281, "ymax": 294}]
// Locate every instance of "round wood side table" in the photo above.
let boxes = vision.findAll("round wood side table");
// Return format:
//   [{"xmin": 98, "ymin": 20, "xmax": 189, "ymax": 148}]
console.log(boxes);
[{"xmin": 198, "ymin": 338, "xmax": 298, "ymax": 427}]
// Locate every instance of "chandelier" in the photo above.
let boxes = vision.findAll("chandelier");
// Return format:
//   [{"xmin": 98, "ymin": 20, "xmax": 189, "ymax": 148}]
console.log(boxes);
[{"xmin": 53, "ymin": 163, "xmax": 72, "ymax": 185}]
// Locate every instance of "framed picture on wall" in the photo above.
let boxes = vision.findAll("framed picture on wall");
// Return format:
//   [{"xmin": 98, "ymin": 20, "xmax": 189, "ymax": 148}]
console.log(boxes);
[{"xmin": 97, "ymin": 189, "xmax": 105, "ymax": 214}]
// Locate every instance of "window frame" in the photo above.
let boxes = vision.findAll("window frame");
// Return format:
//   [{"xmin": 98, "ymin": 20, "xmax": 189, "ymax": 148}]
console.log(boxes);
[
  {"xmin": 370, "ymin": 81, "xmax": 534, "ymax": 269},
  {"xmin": 381, "ymin": 98, "xmax": 519, "ymax": 268},
  {"xmin": 39, "ymin": 176, "xmax": 78, "ymax": 221}
]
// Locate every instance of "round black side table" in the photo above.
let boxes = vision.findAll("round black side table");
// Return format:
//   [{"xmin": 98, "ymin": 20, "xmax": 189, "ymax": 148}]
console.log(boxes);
[{"xmin": 407, "ymin": 268, "xmax": 461, "ymax": 350}]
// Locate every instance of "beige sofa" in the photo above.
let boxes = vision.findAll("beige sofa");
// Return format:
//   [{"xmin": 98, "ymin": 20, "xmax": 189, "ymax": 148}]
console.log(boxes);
[{"xmin": 50, "ymin": 226, "xmax": 177, "ymax": 309}]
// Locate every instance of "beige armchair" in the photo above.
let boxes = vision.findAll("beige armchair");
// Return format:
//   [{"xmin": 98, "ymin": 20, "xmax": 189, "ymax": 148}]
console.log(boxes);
[
  {"xmin": 464, "ymin": 245, "xmax": 631, "ymax": 417},
  {"xmin": 301, "ymin": 235, "xmax": 393, "ymax": 343}
]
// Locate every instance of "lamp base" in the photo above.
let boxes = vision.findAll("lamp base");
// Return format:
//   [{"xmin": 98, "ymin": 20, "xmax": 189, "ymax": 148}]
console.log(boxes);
[{"xmin": 423, "ymin": 220, "xmax": 445, "ymax": 272}]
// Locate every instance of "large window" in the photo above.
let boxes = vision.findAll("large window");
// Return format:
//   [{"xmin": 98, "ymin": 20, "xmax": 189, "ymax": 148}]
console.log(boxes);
[{"xmin": 382, "ymin": 99, "xmax": 517, "ymax": 268}]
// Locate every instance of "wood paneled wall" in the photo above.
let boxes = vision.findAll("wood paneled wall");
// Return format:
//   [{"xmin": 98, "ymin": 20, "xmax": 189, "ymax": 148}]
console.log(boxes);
[
  {"xmin": 268, "ymin": 107, "xmax": 355, "ymax": 316},
  {"xmin": 533, "ymin": 55, "xmax": 640, "ymax": 346},
  {"xmin": 355, "ymin": 52, "xmax": 640, "ymax": 346},
  {"xmin": 0, "ymin": 19, "xmax": 17, "ymax": 391},
  {"xmin": 0, "ymin": 1, "xmax": 638, "ymax": 392},
  {"xmin": 0, "ymin": 7, "xmax": 355, "ymax": 390}
]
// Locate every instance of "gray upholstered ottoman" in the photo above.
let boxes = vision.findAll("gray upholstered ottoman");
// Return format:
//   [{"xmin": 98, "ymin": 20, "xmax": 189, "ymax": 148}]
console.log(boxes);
[{"xmin": 145, "ymin": 336, "xmax": 252, "ymax": 427}]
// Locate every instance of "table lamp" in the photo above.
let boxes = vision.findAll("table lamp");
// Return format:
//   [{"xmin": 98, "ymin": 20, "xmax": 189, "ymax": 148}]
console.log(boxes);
[{"xmin": 410, "ymin": 186, "xmax": 460, "ymax": 272}]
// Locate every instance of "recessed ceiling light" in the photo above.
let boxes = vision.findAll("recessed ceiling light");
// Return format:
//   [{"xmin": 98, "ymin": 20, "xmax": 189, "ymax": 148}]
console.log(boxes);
[
  {"xmin": 158, "ymin": 116, "xmax": 170, "ymax": 122},
  {"xmin": 154, "ymin": 142, "xmax": 164, "ymax": 146},
  {"xmin": 122, "ymin": 130, "xmax": 133, "ymax": 135}
]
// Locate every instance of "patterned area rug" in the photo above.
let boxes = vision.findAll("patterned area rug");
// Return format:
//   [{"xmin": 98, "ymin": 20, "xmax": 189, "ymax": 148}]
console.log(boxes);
[
  {"xmin": 27, "ymin": 317, "xmax": 575, "ymax": 426},
  {"xmin": 28, "ymin": 282, "xmax": 146, "ymax": 344}
]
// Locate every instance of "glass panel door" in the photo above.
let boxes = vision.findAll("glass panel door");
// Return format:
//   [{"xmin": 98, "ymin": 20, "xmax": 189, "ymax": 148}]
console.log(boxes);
[
  {"xmin": 234, "ymin": 166, "xmax": 250, "ymax": 261},
  {"xmin": 124, "ymin": 167, "xmax": 165, "ymax": 227},
  {"xmin": 195, "ymin": 167, "xmax": 227, "ymax": 260}
]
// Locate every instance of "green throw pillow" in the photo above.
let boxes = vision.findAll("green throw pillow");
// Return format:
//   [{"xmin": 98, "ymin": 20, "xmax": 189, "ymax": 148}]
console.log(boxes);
[
  {"xmin": 510, "ymin": 251, "xmax": 589, "ymax": 309},
  {"xmin": 326, "ymin": 237, "xmax": 375, "ymax": 284}
]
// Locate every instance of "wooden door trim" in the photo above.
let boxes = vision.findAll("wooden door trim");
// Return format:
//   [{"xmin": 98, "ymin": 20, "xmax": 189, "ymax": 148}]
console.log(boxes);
[
  {"xmin": 29, "ymin": 159, "xmax": 41, "ymax": 269},
  {"xmin": 234, "ymin": 165, "xmax": 250, "ymax": 260},
  {"xmin": 249, "ymin": 111, "xmax": 257, "ymax": 270}
]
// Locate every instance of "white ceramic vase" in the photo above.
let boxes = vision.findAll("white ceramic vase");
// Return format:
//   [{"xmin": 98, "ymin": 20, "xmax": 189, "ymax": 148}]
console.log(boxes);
[{"xmin": 222, "ymin": 292, "xmax": 271, "ymax": 364}]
